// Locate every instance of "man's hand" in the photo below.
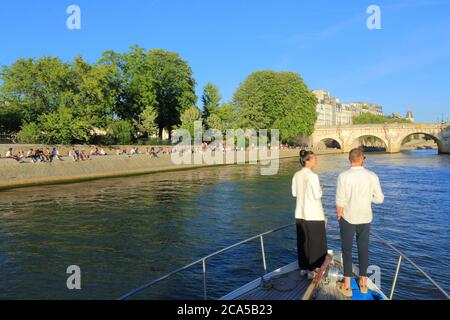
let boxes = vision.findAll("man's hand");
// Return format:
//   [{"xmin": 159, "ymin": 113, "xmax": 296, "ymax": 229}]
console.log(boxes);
[{"xmin": 337, "ymin": 206, "xmax": 344, "ymax": 221}]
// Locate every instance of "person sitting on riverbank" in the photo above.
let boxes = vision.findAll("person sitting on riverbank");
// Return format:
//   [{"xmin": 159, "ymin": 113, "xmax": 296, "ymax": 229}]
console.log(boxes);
[
  {"xmin": 89, "ymin": 146, "xmax": 106, "ymax": 157},
  {"xmin": 115, "ymin": 148, "xmax": 127, "ymax": 157},
  {"xmin": 32, "ymin": 149, "xmax": 43, "ymax": 162},
  {"xmin": 79, "ymin": 149, "xmax": 91, "ymax": 161},
  {"xmin": 162, "ymin": 147, "xmax": 170, "ymax": 155},
  {"xmin": 50, "ymin": 147, "xmax": 63, "ymax": 162},
  {"xmin": 146, "ymin": 147, "xmax": 160, "ymax": 158},
  {"xmin": 130, "ymin": 147, "xmax": 140, "ymax": 155},
  {"xmin": 26, "ymin": 149, "xmax": 35, "ymax": 162},
  {"xmin": 16, "ymin": 150, "xmax": 25, "ymax": 162},
  {"xmin": 69, "ymin": 148, "xmax": 79, "ymax": 161},
  {"xmin": 5, "ymin": 148, "xmax": 14, "ymax": 159},
  {"xmin": 43, "ymin": 148, "xmax": 52, "ymax": 162},
  {"xmin": 5, "ymin": 148, "xmax": 24, "ymax": 162},
  {"xmin": 90, "ymin": 147, "xmax": 99, "ymax": 156}
]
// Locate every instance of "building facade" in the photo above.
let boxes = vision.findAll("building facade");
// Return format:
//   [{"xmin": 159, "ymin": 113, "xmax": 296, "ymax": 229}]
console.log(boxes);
[
  {"xmin": 312, "ymin": 89, "xmax": 353, "ymax": 126},
  {"xmin": 341, "ymin": 102, "xmax": 384, "ymax": 117}
]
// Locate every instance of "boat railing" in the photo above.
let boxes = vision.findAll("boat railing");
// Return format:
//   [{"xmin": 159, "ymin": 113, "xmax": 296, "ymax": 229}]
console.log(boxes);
[
  {"xmin": 371, "ymin": 234, "xmax": 450, "ymax": 300},
  {"xmin": 118, "ymin": 223, "xmax": 294, "ymax": 300},
  {"xmin": 118, "ymin": 223, "xmax": 450, "ymax": 300}
]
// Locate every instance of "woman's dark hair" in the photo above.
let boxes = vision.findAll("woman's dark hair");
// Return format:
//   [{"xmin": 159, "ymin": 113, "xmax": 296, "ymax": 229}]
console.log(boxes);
[{"xmin": 299, "ymin": 150, "xmax": 315, "ymax": 167}]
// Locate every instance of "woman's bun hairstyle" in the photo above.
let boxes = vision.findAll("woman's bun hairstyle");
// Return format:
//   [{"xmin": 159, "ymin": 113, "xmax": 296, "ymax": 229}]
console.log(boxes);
[{"xmin": 299, "ymin": 150, "xmax": 314, "ymax": 167}]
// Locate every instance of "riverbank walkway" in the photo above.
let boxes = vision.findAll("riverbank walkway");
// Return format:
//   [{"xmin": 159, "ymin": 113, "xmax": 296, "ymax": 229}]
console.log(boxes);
[{"xmin": 0, "ymin": 146, "xmax": 338, "ymax": 190}]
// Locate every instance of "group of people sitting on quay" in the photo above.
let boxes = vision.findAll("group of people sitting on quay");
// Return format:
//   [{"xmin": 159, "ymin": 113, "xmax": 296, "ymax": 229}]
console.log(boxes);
[
  {"xmin": 69, "ymin": 146, "xmax": 110, "ymax": 161},
  {"xmin": 0, "ymin": 147, "xmax": 63, "ymax": 163},
  {"xmin": 116, "ymin": 147, "xmax": 172, "ymax": 158},
  {"xmin": 0, "ymin": 146, "xmax": 171, "ymax": 163},
  {"xmin": 1, "ymin": 143, "xmax": 308, "ymax": 164}
]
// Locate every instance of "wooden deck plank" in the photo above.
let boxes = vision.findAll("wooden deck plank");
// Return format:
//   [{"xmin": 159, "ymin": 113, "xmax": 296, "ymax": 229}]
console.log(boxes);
[{"xmin": 235, "ymin": 270, "xmax": 312, "ymax": 300}]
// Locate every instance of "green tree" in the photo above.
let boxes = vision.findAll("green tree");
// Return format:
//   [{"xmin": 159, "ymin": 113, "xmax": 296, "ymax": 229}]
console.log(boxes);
[
  {"xmin": 201, "ymin": 82, "xmax": 222, "ymax": 119},
  {"xmin": 100, "ymin": 46, "xmax": 197, "ymax": 138},
  {"xmin": 353, "ymin": 113, "xmax": 411, "ymax": 124},
  {"xmin": 206, "ymin": 113, "xmax": 224, "ymax": 133},
  {"xmin": 147, "ymin": 49, "xmax": 197, "ymax": 137},
  {"xmin": 18, "ymin": 122, "xmax": 41, "ymax": 144},
  {"xmin": 205, "ymin": 102, "xmax": 240, "ymax": 134},
  {"xmin": 0, "ymin": 102, "xmax": 22, "ymax": 134},
  {"xmin": 175, "ymin": 106, "xmax": 202, "ymax": 138},
  {"xmin": 37, "ymin": 107, "xmax": 91, "ymax": 144},
  {"xmin": 232, "ymin": 71, "xmax": 317, "ymax": 142},
  {"xmin": 99, "ymin": 46, "xmax": 156, "ymax": 122},
  {"xmin": 70, "ymin": 56, "xmax": 121, "ymax": 128},
  {"xmin": 136, "ymin": 106, "xmax": 158, "ymax": 138},
  {"xmin": 0, "ymin": 57, "xmax": 74, "ymax": 123},
  {"xmin": 0, "ymin": 55, "xmax": 120, "ymax": 140},
  {"xmin": 216, "ymin": 102, "xmax": 240, "ymax": 130},
  {"xmin": 107, "ymin": 120, "xmax": 134, "ymax": 145}
]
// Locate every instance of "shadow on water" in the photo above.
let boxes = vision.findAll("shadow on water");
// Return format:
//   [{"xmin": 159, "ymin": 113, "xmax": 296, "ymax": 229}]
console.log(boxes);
[{"xmin": 0, "ymin": 149, "xmax": 448, "ymax": 299}]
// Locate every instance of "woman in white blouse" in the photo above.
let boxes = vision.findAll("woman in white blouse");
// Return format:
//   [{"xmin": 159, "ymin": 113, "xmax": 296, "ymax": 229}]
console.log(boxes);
[{"xmin": 292, "ymin": 150, "xmax": 328, "ymax": 279}]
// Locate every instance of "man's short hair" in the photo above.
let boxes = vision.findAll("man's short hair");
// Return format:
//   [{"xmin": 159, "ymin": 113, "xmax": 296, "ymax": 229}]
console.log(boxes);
[{"xmin": 349, "ymin": 148, "xmax": 365, "ymax": 163}]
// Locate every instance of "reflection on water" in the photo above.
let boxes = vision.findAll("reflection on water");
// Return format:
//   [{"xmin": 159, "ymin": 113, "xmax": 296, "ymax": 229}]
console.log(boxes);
[{"xmin": 0, "ymin": 150, "xmax": 449, "ymax": 299}]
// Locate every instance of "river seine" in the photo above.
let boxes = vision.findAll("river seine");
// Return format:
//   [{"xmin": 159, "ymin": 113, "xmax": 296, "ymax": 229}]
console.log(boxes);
[{"xmin": 1, "ymin": 150, "xmax": 448, "ymax": 299}]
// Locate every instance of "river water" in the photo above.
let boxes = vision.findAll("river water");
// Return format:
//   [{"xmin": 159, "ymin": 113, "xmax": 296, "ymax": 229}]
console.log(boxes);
[{"xmin": 0, "ymin": 150, "xmax": 449, "ymax": 300}]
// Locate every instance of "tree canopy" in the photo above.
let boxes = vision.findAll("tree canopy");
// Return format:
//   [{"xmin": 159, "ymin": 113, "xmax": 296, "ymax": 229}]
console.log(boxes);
[
  {"xmin": 0, "ymin": 46, "xmax": 196, "ymax": 144},
  {"xmin": 0, "ymin": 49, "xmax": 321, "ymax": 145},
  {"xmin": 201, "ymin": 82, "xmax": 222, "ymax": 119},
  {"xmin": 353, "ymin": 113, "xmax": 411, "ymax": 124},
  {"xmin": 175, "ymin": 106, "xmax": 202, "ymax": 139},
  {"xmin": 232, "ymin": 71, "xmax": 317, "ymax": 142}
]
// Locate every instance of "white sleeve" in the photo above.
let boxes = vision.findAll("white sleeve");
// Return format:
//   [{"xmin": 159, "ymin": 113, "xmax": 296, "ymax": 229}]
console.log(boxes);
[
  {"xmin": 336, "ymin": 174, "xmax": 347, "ymax": 208},
  {"xmin": 292, "ymin": 174, "xmax": 297, "ymax": 198},
  {"xmin": 310, "ymin": 174, "xmax": 323, "ymax": 200},
  {"xmin": 372, "ymin": 174, "xmax": 384, "ymax": 204}
]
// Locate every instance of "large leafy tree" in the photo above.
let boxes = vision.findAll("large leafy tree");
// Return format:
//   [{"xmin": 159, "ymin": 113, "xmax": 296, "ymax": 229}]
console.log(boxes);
[
  {"xmin": 99, "ymin": 46, "xmax": 156, "ymax": 122},
  {"xmin": 147, "ymin": 49, "xmax": 197, "ymax": 137},
  {"xmin": 201, "ymin": 82, "xmax": 222, "ymax": 119},
  {"xmin": 70, "ymin": 56, "xmax": 121, "ymax": 128},
  {"xmin": 0, "ymin": 55, "xmax": 120, "ymax": 142},
  {"xmin": 232, "ymin": 71, "xmax": 317, "ymax": 142},
  {"xmin": 0, "ymin": 57, "xmax": 75, "ymax": 123},
  {"xmin": 100, "ymin": 46, "xmax": 197, "ymax": 138}
]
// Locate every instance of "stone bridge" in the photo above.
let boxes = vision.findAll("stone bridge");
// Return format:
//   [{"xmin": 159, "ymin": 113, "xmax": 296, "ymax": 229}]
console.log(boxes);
[{"xmin": 311, "ymin": 123, "xmax": 450, "ymax": 154}]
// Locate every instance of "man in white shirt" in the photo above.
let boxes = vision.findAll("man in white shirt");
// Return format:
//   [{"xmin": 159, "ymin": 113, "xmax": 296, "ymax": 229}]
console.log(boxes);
[{"xmin": 336, "ymin": 148, "xmax": 384, "ymax": 297}]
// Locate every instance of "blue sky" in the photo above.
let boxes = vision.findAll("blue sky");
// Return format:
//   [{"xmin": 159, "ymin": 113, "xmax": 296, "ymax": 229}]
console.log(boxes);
[{"xmin": 0, "ymin": 0, "xmax": 449, "ymax": 122}]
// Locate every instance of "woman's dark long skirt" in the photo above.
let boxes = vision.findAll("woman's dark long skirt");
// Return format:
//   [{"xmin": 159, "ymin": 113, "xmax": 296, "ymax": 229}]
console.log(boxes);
[{"xmin": 296, "ymin": 219, "xmax": 328, "ymax": 271}]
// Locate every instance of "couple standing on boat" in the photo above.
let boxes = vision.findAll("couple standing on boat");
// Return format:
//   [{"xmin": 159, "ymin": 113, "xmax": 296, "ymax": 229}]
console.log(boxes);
[{"xmin": 292, "ymin": 148, "xmax": 384, "ymax": 298}]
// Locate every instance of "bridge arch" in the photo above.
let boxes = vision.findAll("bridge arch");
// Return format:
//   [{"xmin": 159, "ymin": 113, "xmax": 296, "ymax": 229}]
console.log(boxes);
[
  {"xmin": 351, "ymin": 134, "xmax": 389, "ymax": 152},
  {"xmin": 313, "ymin": 136, "xmax": 343, "ymax": 151},
  {"xmin": 397, "ymin": 132, "xmax": 443, "ymax": 152}
]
